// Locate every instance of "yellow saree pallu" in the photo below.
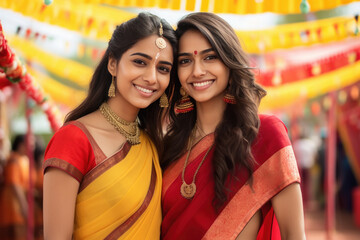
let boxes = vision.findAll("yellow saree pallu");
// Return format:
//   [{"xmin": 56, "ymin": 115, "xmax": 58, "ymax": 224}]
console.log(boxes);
[{"xmin": 73, "ymin": 133, "xmax": 162, "ymax": 240}]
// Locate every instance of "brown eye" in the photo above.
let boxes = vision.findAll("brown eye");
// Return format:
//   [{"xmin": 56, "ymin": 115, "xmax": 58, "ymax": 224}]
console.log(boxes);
[
  {"xmin": 179, "ymin": 59, "xmax": 191, "ymax": 65},
  {"xmin": 133, "ymin": 59, "xmax": 146, "ymax": 65}
]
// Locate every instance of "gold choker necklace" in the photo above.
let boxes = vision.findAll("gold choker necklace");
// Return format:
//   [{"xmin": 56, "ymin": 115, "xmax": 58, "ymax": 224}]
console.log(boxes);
[
  {"xmin": 180, "ymin": 123, "xmax": 214, "ymax": 199},
  {"xmin": 99, "ymin": 102, "xmax": 140, "ymax": 145}
]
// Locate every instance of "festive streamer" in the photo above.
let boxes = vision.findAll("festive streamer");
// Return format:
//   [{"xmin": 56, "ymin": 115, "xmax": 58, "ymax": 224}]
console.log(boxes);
[
  {"xmin": 2, "ymin": 1, "xmax": 359, "ymax": 53},
  {"xmin": 0, "ymin": 22, "xmax": 61, "ymax": 131},
  {"xmin": 26, "ymin": 65, "xmax": 86, "ymax": 108},
  {"xmin": 59, "ymin": 0, "xmax": 359, "ymax": 14},
  {"xmin": 8, "ymin": 35, "xmax": 92, "ymax": 89},
  {"xmin": 259, "ymin": 61, "xmax": 360, "ymax": 111},
  {"xmin": 257, "ymin": 37, "xmax": 360, "ymax": 86},
  {"xmin": 0, "ymin": 0, "xmax": 136, "ymax": 41},
  {"xmin": 237, "ymin": 16, "xmax": 360, "ymax": 53}
]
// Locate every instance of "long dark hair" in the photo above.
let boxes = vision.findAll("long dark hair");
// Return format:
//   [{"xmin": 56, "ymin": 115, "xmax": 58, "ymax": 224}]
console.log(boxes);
[
  {"xmin": 161, "ymin": 12, "xmax": 266, "ymax": 207},
  {"xmin": 65, "ymin": 12, "xmax": 177, "ymax": 154}
]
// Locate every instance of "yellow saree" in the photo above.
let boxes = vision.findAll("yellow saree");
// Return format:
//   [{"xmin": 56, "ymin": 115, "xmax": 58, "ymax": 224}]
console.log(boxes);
[
  {"xmin": 74, "ymin": 133, "xmax": 162, "ymax": 240},
  {"xmin": 44, "ymin": 122, "xmax": 162, "ymax": 240}
]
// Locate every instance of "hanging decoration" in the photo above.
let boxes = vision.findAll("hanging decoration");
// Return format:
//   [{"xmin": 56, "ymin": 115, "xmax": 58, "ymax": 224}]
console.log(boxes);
[
  {"xmin": 256, "ymin": 38, "xmax": 360, "ymax": 87},
  {"xmin": 300, "ymin": 0, "xmax": 310, "ymax": 14},
  {"xmin": 43, "ymin": 0, "xmax": 358, "ymax": 15},
  {"xmin": 44, "ymin": 0, "xmax": 53, "ymax": 5},
  {"xmin": 1, "ymin": 1, "xmax": 358, "ymax": 53},
  {"xmin": 0, "ymin": 0, "xmax": 136, "ymax": 41},
  {"xmin": 259, "ymin": 61, "xmax": 360, "ymax": 111},
  {"xmin": 236, "ymin": 16, "xmax": 360, "ymax": 53},
  {"xmin": 355, "ymin": 14, "xmax": 359, "ymax": 35},
  {"xmin": 0, "ymin": 22, "xmax": 61, "ymax": 131}
]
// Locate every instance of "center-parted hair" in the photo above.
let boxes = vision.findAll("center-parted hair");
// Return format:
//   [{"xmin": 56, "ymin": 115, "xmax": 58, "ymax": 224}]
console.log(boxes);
[
  {"xmin": 161, "ymin": 12, "xmax": 266, "ymax": 207},
  {"xmin": 65, "ymin": 12, "xmax": 177, "ymax": 154}
]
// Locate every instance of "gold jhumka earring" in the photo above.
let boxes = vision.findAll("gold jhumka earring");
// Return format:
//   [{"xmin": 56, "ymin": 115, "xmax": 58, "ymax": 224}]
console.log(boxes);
[
  {"xmin": 160, "ymin": 93, "xmax": 169, "ymax": 108},
  {"xmin": 108, "ymin": 75, "xmax": 116, "ymax": 98}
]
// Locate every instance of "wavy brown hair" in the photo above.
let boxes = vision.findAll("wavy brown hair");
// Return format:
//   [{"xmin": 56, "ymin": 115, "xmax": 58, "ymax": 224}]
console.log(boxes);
[
  {"xmin": 161, "ymin": 12, "xmax": 266, "ymax": 207},
  {"xmin": 65, "ymin": 12, "xmax": 177, "ymax": 154}
]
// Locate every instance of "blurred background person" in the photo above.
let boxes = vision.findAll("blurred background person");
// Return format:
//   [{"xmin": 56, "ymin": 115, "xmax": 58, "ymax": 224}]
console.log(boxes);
[{"xmin": 0, "ymin": 134, "xmax": 29, "ymax": 240}]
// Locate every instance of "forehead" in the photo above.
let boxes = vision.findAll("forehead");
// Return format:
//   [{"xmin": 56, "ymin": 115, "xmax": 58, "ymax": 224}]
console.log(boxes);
[
  {"xmin": 125, "ymin": 34, "xmax": 173, "ymax": 60},
  {"xmin": 179, "ymin": 30, "xmax": 212, "ymax": 52}
]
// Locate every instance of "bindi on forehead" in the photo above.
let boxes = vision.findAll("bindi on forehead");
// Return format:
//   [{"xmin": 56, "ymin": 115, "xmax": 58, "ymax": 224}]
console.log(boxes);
[{"xmin": 194, "ymin": 50, "xmax": 198, "ymax": 55}]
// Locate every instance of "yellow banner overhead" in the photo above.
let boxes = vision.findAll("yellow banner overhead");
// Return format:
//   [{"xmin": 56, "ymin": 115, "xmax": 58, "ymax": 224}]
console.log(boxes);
[
  {"xmin": 237, "ymin": 16, "xmax": 359, "ymax": 53},
  {"xmin": 73, "ymin": 0, "xmax": 358, "ymax": 14}
]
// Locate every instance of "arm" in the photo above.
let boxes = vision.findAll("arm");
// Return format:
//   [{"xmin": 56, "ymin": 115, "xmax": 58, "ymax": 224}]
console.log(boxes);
[
  {"xmin": 12, "ymin": 185, "xmax": 28, "ymax": 218},
  {"xmin": 43, "ymin": 168, "xmax": 80, "ymax": 240},
  {"xmin": 271, "ymin": 182, "xmax": 306, "ymax": 240}
]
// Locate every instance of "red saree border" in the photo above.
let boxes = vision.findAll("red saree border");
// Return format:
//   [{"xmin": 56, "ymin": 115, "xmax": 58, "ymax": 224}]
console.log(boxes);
[
  {"xmin": 162, "ymin": 134, "xmax": 214, "ymax": 197},
  {"xmin": 68, "ymin": 121, "xmax": 107, "ymax": 163},
  {"xmin": 203, "ymin": 146, "xmax": 300, "ymax": 240},
  {"xmin": 43, "ymin": 158, "xmax": 83, "ymax": 182},
  {"xmin": 104, "ymin": 164, "xmax": 157, "ymax": 240},
  {"xmin": 78, "ymin": 142, "xmax": 131, "ymax": 193}
]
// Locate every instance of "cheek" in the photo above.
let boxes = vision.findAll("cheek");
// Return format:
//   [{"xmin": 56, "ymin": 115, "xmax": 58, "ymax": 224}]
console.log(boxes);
[
  {"xmin": 159, "ymin": 75, "xmax": 171, "ymax": 89},
  {"xmin": 177, "ymin": 68, "xmax": 189, "ymax": 84}
]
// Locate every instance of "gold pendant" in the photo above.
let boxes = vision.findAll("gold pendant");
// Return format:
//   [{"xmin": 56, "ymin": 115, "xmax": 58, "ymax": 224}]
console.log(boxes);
[{"xmin": 180, "ymin": 182, "xmax": 196, "ymax": 199}]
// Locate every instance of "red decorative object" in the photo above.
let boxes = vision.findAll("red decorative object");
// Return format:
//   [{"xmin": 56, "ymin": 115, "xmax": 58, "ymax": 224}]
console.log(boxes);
[
  {"xmin": 0, "ymin": 21, "xmax": 61, "ymax": 132},
  {"xmin": 255, "ymin": 38, "xmax": 360, "ymax": 87}
]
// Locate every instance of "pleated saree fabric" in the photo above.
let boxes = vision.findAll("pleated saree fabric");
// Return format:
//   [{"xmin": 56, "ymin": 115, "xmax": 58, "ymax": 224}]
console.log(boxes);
[
  {"xmin": 44, "ymin": 121, "xmax": 162, "ymax": 240},
  {"xmin": 161, "ymin": 115, "xmax": 300, "ymax": 240}
]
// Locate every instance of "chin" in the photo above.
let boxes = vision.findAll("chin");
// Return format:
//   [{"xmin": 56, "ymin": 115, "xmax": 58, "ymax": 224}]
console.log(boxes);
[{"xmin": 135, "ymin": 101, "xmax": 155, "ymax": 109}]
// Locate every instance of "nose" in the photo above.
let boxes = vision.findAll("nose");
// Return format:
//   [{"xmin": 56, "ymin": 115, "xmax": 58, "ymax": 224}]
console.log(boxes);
[
  {"xmin": 143, "ymin": 65, "xmax": 157, "ymax": 85},
  {"xmin": 192, "ymin": 60, "xmax": 206, "ymax": 78}
]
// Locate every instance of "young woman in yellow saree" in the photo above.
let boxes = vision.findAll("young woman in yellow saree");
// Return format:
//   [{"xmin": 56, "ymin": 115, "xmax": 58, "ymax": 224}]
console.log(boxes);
[
  {"xmin": 43, "ymin": 13, "xmax": 177, "ymax": 239},
  {"xmin": 161, "ymin": 12, "xmax": 305, "ymax": 240}
]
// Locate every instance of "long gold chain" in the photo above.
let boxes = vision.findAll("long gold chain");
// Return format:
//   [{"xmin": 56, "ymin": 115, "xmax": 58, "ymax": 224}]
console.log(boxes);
[
  {"xmin": 99, "ymin": 102, "xmax": 140, "ymax": 145},
  {"xmin": 180, "ymin": 123, "xmax": 214, "ymax": 199}
]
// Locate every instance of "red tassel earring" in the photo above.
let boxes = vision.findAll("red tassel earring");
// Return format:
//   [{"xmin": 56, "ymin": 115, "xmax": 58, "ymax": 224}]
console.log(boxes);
[
  {"xmin": 223, "ymin": 92, "xmax": 236, "ymax": 104},
  {"xmin": 175, "ymin": 87, "xmax": 194, "ymax": 114}
]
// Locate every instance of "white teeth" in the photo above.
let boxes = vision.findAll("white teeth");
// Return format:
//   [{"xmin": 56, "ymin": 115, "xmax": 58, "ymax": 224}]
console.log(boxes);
[
  {"xmin": 135, "ymin": 85, "xmax": 154, "ymax": 93},
  {"xmin": 192, "ymin": 81, "xmax": 213, "ymax": 87}
]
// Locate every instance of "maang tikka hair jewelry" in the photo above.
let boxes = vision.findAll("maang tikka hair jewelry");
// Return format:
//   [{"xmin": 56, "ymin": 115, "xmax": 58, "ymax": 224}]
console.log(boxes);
[
  {"xmin": 155, "ymin": 22, "xmax": 166, "ymax": 49},
  {"xmin": 108, "ymin": 75, "xmax": 116, "ymax": 98},
  {"xmin": 175, "ymin": 87, "xmax": 194, "ymax": 114}
]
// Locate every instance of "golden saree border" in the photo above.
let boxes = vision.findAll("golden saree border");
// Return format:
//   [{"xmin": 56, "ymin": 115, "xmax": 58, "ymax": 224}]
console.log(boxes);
[
  {"xmin": 79, "ymin": 142, "xmax": 131, "ymax": 193},
  {"xmin": 162, "ymin": 134, "xmax": 214, "ymax": 197},
  {"xmin": 203, "ymin": 146, "xmax": 300, "ymax": 240},
  {"xmin": 104, "ymin": 165, "xmax": 157, "ymax": 240},
  {"xmin": 43, "ymin": 158, "xmax": 83, "ymax": 182}
]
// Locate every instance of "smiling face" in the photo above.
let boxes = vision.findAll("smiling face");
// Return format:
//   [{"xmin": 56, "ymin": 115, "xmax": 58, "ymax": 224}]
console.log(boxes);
[
  {"xmin": 177, "ymin": 29, "xmax": 230, "ymax": 104},
  {"xmin": 108, "ymin": 34, "xmax": 173, "ymax": 110}
]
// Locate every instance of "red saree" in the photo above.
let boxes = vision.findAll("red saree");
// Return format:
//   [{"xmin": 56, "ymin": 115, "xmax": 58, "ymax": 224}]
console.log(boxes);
[{"xmin": 161, "ymin": 115, "xmax": 300, "ymax": 240}]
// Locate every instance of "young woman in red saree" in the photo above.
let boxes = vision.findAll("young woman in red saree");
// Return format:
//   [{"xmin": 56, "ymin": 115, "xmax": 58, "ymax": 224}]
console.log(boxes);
[{"xmin": 161, "ymin": 12, "xmax": 305, "ymax": 240}]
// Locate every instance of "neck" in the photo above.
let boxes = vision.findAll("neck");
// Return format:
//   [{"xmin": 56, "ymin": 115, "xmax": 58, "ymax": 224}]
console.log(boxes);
[
  {"xmin": 195, "ymin": 97, "xmax": 226, "ymax": 134},
  {"xmin": 107, "ymin": 97, "xmax": 139, "ymax": 122}
]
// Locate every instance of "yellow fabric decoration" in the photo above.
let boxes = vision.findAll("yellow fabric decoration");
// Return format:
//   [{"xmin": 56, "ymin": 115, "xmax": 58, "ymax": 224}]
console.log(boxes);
[{"xmin": 259, "ymin": 60, "xmax": 360, "ymax": 111}]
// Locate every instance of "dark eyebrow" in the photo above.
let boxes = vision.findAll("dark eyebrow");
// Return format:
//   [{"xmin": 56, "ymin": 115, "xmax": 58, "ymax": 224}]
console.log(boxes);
[
  {"xmin": 159, "ymin": 61, "xmax": 173, "ymax": 67},
  {"xmin": 131, "ymin": 53, "xmax": 173, "ymax": 67},
  {"xmin": 178, "ymin": 48, "xmax": 214, "ymax": 57},
  {"xmin": 130, "ymin": 52, "xmax": 152, "ymax": 60}
]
